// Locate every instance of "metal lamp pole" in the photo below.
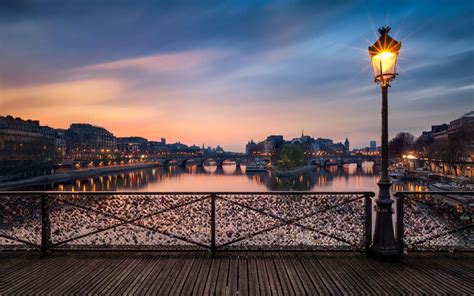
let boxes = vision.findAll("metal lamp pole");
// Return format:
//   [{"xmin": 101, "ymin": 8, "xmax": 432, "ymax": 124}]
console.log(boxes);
[
  {"xmin": 368, "ymin": 27, "xmax": 401, "ymax": 259},
  {"xmin": 372, "ymin": 84, "xmax": 398, "ymax": 257}
]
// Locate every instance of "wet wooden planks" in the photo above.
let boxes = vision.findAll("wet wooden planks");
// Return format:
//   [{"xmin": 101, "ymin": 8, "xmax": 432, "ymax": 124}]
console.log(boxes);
[{"xmin": 0, "ymin": 252, "xmax": 472, "ymax": 295}]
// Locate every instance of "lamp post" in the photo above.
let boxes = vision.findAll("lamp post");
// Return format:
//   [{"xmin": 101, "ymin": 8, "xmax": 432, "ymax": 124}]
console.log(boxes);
[{"xmin": 368, "ymin": 27, "xmax": 401, "ymax": 258}]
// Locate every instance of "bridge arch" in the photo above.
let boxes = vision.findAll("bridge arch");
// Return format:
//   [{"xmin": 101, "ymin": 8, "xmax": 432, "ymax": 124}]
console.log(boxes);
[
  {"xmin": 159, "ymin": 158, "xmax": 180, "ymax": 166},
  {"xmin": 177, "ymin": 158, "xmax": 197, "ymax": 167},
  {"xmin": 198, "ymin": 157, "xmax": 216, "ymax": 167},
  {"xmin": 308, "ymin": 159, "xmax": 321, "ymax": 166},
  {"xmin": 322, "ymin": 158, "xmax": 339, "ymax": 167},
  {"xmin": 362, "ymin": 159, "xmax": 379, "ymax": 167},
  {"xmin": 215, "ymin": 158, "xmax": 242, "ymax": 167},
  {"xmin": 339, "ymin": 158, "xmax": 362, "ymax": 167}
]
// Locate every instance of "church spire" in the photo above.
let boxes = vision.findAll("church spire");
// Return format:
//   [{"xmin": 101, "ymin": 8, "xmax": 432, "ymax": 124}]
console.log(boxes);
[{"xmin": 301, "ymin": 129, "xmax": 304, "ymax": 137}]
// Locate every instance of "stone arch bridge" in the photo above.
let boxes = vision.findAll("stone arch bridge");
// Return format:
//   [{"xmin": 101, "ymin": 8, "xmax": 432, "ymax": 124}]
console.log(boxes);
[
  {"xmin": 150, "ymin": 153, "xmax": 379, "ymax": 168},
  {"xmin": 306, "ymin": 155, "xmax": 381, "ymax": 168},
  {"xmin": 151, "ymin": 153, "xmax": 248, "ymax": 168}
]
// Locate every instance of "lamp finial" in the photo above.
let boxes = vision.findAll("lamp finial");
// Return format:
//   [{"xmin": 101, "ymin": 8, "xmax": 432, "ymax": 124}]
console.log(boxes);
[{"xmin": 378, "ymin": 27, "xmax": 391, "ymax": 36}]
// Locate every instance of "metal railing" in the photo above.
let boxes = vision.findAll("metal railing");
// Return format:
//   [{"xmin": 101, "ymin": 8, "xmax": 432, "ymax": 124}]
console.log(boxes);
[
  {"xmin": 395, "ymin": 191, "xmax": 473, "ymax": 253},
  {"xmin": 0, "ymin": 191, "xmax": 374, "ymax": 255}
]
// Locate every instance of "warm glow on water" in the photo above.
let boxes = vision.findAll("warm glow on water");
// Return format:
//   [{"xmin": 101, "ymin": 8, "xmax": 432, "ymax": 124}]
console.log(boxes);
[{"xmin": 20, "ymin": 163, "xmax": 425, "ymax": 192}]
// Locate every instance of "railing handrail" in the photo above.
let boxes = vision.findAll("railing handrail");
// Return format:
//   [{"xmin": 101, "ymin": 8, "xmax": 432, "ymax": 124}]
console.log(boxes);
[
  {"xmin": 0, "ymin": 191, "xmax": 376, "ymax": 196},
  {"xmin": 395, "ymin": 191, "xmax": 473, "ymax": 196}
]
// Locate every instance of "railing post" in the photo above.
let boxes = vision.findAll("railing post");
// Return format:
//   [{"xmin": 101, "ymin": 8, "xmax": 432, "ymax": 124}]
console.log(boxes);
[
  {"xmin": 210, "ymin": 193, "xmax": 216, "ymax": 256},
  {"xmin": 396, "ymin": 194, "xmax": 404, "ymax": 258},
  {"xmin": 41, "ymin": 194, "xmax": 51, "ymax": 257},
  {"xmin": 365, "ymin": 193, "xmax": 373, "ymax": 257}
]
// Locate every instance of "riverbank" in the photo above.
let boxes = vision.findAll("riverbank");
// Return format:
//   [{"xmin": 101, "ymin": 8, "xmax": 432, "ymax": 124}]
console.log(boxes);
[
  {"xmin": 0, "ymin": 163, "xmax": 159, "ymax": 190},
  {"xmin": 408, "ymin": 169, "xmax": 472, "ymax": 182},
  {"xmin": 271, "ymin": 165, "xmax": 314, "ymax": 177}
]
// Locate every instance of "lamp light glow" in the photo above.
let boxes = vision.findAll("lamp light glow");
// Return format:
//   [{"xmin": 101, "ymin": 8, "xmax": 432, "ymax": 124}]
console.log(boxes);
[{"xmin": 368, "ymin": 27, "xmax": 401, "ymax": 87}]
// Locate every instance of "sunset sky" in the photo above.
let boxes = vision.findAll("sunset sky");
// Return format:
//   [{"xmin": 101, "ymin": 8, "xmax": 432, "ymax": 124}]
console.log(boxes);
[{"xmin": 1, "ymin": 0, "xmax": 472, "ymax": 151}]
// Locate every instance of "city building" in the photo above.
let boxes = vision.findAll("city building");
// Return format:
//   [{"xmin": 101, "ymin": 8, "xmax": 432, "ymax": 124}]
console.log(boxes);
[
  {"xmin": 245, "ymin": 140, "xmax": 257, "ymax": 154},
  {"xmin": 0, "ymin": 115, "xmax": 56, "ymax": 162},
  {"xmin": 167, "ymin": 142, "xmax": 188, "ymax": 151},
  {"xmin": 420, "ymin": 112, "xmax": 473, "ymax": 143},
  {"xmin": 117, "ymin": 137, "xmax": 149, "ymax": 157},
  {"xmin": 260, "ymin": 135, "xmax": 285, "ymax": 156},
  {"xmin": 66, "ymin": 123, "xmax": 116, "ymax": 160},
  {"xmin": 215, "ymin": 145, "xmax": 225, "ymax": 154},
  {"xmin": 250, "ymin": 133, "xmax": 349, "ymax": 157},
  {"xmin": 370, "ymin": 141, "xmax": 377, "ymax": 150},
  {"xmin": 54, "ymin": 129, "xmax": 67, "ymax": 161},
  {"xmin": 0, "ymin": 115, "xmax": 235, "ymax": 176},
  {"xmin": 448, "ymin": 111, "xmax": 474, "ymax": 135},
  {"xmin": 431, "ymin": 123, "xmax": 449, "ymax": 142},
  {"xmin": 149, "ymin": 138, "xmax": 169, "ymax": 155},
  {"xmin": 0, "ymin": 115, "xmax": 58, "ymax": 179}
]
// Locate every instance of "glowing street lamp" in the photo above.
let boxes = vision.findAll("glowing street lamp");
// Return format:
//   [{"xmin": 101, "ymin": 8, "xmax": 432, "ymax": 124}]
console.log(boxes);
[
  {"xmin": 369, "ymin": 27, "xmax": 401, "ymax": 87},
  {"xmin": 368, "ymin": 27, "xmax": 401, "ymax": 259}
]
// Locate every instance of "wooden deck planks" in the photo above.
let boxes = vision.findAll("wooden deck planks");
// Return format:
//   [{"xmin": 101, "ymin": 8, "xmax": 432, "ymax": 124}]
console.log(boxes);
[
  {"xmin": 297, "ymin": 255, "xmax": 332, "ymax": 296},
  {"xmin": 0, "ymin": 252, "xmax": 472, "ymax": 295},
  {"xmin": 143, "ymin": 255, "xmax": 179, "ymax": 295},
  {"xmin": 238, "ymin": 254, "xmax": 249, "ymax": 296},
  {"xmin": 133, "ymin": 254, "xmax": 170, "ymax": 295},
  {"xmin": 227, "ymin": 255, "xmax": 239, "ymax": 295},
  {"xmin": 192, "ymin": 253, "xmax": 213, "ymax": 295},
  {"xmin": 180, "ymin": 253, "xmax": 205, "ymax": 295},
  {"xmin": 263, "ymin": 252, "xmax": 284, "ymax": 296},
  {"xmin": 214, "ymin": 256, "xmax": 230, "ymax": 295}
]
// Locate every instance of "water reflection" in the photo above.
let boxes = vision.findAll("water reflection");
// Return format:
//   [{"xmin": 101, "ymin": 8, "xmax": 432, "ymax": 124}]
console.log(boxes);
[{"xmin": 21, "ymin": 162, "xmax": 424, "ymax": 192}]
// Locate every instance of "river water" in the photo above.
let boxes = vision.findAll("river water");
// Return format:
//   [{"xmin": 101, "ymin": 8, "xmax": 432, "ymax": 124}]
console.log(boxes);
[{"xmin": 19, "ymin": 162, "xmax": 425, "ymax": 192}]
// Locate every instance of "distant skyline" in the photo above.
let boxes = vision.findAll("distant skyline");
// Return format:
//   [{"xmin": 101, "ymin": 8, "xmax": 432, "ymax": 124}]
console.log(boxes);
[
  {"xmin": 1, "ymin": 0, "xmax": 473, "ymax": 152},
  {"xmin": 4, "ymin": 111, "xmax": 470, "ymax": 152}
]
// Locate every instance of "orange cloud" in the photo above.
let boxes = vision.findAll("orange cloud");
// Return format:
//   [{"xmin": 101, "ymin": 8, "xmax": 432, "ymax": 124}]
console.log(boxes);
[
  {"xmin": 1, "ymin": 78, "xmax": 124, "ymax": 108},
  {"xmin": 0, "ymin": 77, "xmax": 156, "ymax": 131},
  {"xmin": 76, "ymin": 50, "xmax": 220, "ymax": 73}
]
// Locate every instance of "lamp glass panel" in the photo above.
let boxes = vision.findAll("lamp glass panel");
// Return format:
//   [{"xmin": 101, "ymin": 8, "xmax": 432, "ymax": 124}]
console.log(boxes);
[{"xmin": 371, "ymin": 51, "xmax": 397, "ymax": 77}]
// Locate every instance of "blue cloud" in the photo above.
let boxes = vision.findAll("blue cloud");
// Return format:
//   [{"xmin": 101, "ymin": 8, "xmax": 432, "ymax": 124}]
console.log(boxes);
[{"xmin": 0, "ymin": 0, "xmax": 472, "ymax": 149}]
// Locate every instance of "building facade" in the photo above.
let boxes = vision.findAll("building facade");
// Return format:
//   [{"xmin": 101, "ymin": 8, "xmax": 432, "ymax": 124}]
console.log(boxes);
[
  {"xmin": 0, "ymin": 116, "xmax": 56, "ymax": 162},
  {"xmin": 245, "ymin": 140, "xmax": 257, "ymax": 155},
  {"xmin": 66, "ymin": 123, "xmax": 116, "ymax": 160},
  {"xmin": 117, "ymin": 137, "xmax": 149, "ymax": 156},
  {"xmin": 370, "ymin": 141, "xmax": 377, "ymax": 150}
]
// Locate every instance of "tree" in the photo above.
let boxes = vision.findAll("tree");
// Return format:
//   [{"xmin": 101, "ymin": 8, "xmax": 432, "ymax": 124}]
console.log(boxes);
[
  {"xmin": 274, "ymin": 144, "xmax": 306, "ymax": 170},
  {"xmin": 388, "ymin": 132, "xmax": 415, "ymax": 159},
  {"xmin": 426, "ymin": 124, "xmax": 473, "ymax": 176},
  {"xmin": 414, "ymin": 135, "xmax": 432, "ymax": 155}
]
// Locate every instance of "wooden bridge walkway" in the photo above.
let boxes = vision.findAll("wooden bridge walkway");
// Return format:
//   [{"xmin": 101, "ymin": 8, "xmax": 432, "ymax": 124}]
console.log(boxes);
[{"xmin": 0, "ymin": 252, "xmax": 472, "ymax": 295}]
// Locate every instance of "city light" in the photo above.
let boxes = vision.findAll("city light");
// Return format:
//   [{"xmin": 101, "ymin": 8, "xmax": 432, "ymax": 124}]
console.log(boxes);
[
  {"xmin": 371, "ymin": 51, "xmax": 396, "ymax": 73},
  {"xmin": 368, "ymin": 27, "xmax": 401, "ymax": 87}
]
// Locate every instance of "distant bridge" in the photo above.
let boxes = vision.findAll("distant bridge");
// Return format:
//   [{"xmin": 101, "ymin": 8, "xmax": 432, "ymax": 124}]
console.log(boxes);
[
  {"xmin": 56, "ymin": 153, "xmax": 380, "ymax": 170},
  {"xmin": 306, "ymin": 155, "xmax": 381, "ymax": 168},
  {"xmin": 150, "ymin": 152, "xmax": 247, "ymax": 168},
  {"xmin": 151, "ymin": 153, "xmax": 380, "ymax": 168}
]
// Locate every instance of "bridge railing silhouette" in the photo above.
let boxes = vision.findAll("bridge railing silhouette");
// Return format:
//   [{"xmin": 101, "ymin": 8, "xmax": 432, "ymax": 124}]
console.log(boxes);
[
  {"xmin": 394, "ymin": 191, "xmax": 473, "ymax": 253},
  {"xmin": 0, "ymin": 191, "xmax": 374, "ymax": 254},
  {"xmin": 1, "ymin": 191, "xmax": 471, "ymax": 255}
]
